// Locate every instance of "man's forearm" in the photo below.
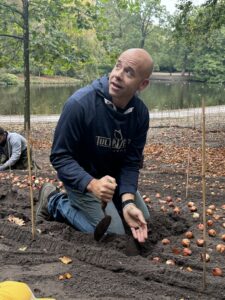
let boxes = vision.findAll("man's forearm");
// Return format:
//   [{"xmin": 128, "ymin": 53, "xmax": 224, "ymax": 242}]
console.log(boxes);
[{"xmin": 121, "ymin": 193, "xmax": 135, "ymax": 201}]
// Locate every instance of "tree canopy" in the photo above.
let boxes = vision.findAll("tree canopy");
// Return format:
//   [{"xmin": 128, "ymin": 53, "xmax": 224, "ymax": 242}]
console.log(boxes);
[{"xmin": 0, "ymin": 0, "xmax": 224, "ymax": 83}]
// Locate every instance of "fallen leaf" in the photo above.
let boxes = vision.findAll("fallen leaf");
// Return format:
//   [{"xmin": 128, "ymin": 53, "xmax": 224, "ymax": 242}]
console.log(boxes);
[
  {"xmin": 59, "ymin": 256, "xmax": 72, "ymax": 264},
  {"xmin": 19, "ymin": 246, "xmax": 27, "ymax": 251},
  {"xmin": 58, "ymin": 272, "xmax": 73, "ymax": 280},
  {"xmin": 8, "ymin": 215, "xmax": 25, "ymax": 226}
]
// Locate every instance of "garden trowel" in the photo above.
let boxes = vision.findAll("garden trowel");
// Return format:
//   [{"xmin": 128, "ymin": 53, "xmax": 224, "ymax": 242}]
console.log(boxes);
[{"xmin": 94, "ymin": 201, "xmax": 111, "ymax": 241}]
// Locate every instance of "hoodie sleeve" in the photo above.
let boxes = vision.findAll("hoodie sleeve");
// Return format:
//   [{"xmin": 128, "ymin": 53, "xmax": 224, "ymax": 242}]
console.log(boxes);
[
  {"xmin": 117, "ymin": 107, "xmax": 149, "ymax": 196},
  {"xmin": 50, "ymin": 96, "xmax": 93, "ymax": 192}
]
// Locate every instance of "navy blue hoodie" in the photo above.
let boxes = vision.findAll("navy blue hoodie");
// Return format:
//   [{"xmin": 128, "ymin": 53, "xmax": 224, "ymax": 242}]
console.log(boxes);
[{"xmin": 50, "ymin": 76, "xmax": 149, "ymax": 198}]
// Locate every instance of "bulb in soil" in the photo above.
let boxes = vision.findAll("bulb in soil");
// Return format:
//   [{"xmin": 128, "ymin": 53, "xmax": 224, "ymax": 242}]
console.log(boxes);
[
  {"xmin": 152, "ymin": 256, "xmax": 161, "ymax": 262},
  {"xmin": 208, "ymin": 204, "xmax": 216, "ymax": 210},
  {"xmin": 200, "ymin": 253, "xmax": 210, "ymax": 262},
  {"xmin": 216, "ymin": 244, "xmax": 225, "ymax": 253},
  {"xmin": 159, "ymin": 200, "xmax": 166, "ymax": 204},
  {"xmin": 213, "ymin": 214, "xmax": 221, "ymax": 221},
  {"xmin": 196, "ymin": 239, "xmax": 205, "ymax": 247},
  {"xmin": 172, "ymin": 247, "xmax": 181, "ymax": 255},
  {"xmin": 181, "ymin": 238, "xmax": 191, "ymax": 247},
  {"xmin": 212, "ymin": 268, "xmax": 223, "ymax": 277},
  {"xmin": 208, "ymin": 229, "xmax": 217, "ymax": 237},
  {"xmin": 198, "ymin": 223, "xmax": 204, "ymax": 231},
  {"xmin": 221, "ymin": 234, "xmax": 225, "ymax": 242},
  {"xmin": 190, "ymin": 206, "xmax": 197, "ymax": 212},
  {"xmin": 155, "ymin": 193, "xmax": 161, "ymax": 198},
  {"xmin": 221, "ymin": 204, "xmax": 225, "ymax": 210},
  {"xmin": 166, "ymin": 196, "xmax": 172, "ymax": 202},
  {"xmin": 207, "ymin": 220, "xmax": 214, "ymax": 226},
  {"xmin": 142, "ymin": 194, "xmax": 147, "ymax": 199},
  {"xmin": 173, "ymin": 206, "xmax": 180, "ymax": 214},
  {"xmin": 161, "ymin": 238, "xmax": 170, "ymax": 245},
  {"xmin": 166, "ymin": 259, "xmax": 175, "ymax": 266},
  {"xmin": 185, "ymin": 231, "xmax": 194, "ymax": 239},
  {"xmin": 183, "ymin": 248, "xmax": 192, "ymax": 256},
  {"xmin": 193, "ymin": 212, "xmax": 200, "ymax": 219},
  {"xmin": 223, "ymin": 223, "xmax": 225, "ymax": 228},
  {"xmin": 206, "ymin": 208, "xmax": 213, "ymax": 215},
  {"xmin": 144, "ymin": 197, "xmax": 151, "ymax": 203},
  {"xmin": 187, "ymin": 201, "xmax": 195, "ymax": 207},
  {"xmin": 160, "ymin": 205, "xmax": 168, "ymax": 212}
]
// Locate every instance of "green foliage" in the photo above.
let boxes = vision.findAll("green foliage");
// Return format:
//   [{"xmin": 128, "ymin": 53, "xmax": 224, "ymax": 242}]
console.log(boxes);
[
  {"xmin": 171, "ymin": 0, "xmax": 225, "ymax": 82},
  {"xmin": 192, "ymin": 27, "xmax": 225, "ymax": 84},
  {"xmin": 0, "ymin": 73, "xmax": 19, "ymax": 85},
  {"xmin": 0, "ymin": 0, "xmax": 224, "ymax": 84}
]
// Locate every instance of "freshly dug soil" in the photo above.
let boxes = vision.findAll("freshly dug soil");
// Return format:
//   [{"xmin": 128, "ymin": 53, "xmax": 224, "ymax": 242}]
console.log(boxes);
[{"xmin": 0, "ymin": 124, "xmax": 225, "ymax": 300}]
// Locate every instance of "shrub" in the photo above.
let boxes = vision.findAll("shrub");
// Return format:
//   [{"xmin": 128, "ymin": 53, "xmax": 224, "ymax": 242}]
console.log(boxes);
[{"xmin": 0, "ymin": 73, "xmax": 19, "ymax": 85}]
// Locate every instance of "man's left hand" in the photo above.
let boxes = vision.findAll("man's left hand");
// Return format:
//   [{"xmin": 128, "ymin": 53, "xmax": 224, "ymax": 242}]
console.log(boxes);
[{"xmin": 123, "ymin": 205, "xmax": 148, "ymax": 243}]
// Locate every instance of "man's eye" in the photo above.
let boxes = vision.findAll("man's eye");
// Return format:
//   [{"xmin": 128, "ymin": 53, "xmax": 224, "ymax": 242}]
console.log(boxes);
[{"xmin": 126, "ymin": 70, "xmax": 133, "ymax": 77}]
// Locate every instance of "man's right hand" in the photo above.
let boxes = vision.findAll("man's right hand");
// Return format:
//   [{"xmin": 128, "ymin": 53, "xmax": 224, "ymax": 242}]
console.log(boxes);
[{"xmin": 87, "ymin": 175, "xmax": 117, "ymax": 202}]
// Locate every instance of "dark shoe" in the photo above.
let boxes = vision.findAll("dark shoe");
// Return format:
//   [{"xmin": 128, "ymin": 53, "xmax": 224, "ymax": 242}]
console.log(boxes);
[{"xmin": 36, "ymin": 183, "xmax": 57, "ymax": 224}]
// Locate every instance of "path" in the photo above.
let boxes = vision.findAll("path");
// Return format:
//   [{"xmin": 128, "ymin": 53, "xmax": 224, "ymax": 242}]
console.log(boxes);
[{"xmin": 1, "ymin": 105, "xmax": 225, "ymax": 123}]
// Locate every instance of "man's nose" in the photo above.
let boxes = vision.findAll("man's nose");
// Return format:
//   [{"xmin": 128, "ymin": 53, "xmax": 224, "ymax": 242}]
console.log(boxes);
[{"xmin": 114, "ymin": 68, "xmax": 123, "ymax": 79}]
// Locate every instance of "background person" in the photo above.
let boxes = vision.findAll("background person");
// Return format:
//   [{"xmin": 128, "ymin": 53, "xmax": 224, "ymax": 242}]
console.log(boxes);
[
  {"xmin": 0, "ymin": 126, "xmax": 31, "ymax": 171},
  {"xmin": 36, "ymin": 48, "xmax": 154, "ymax": 243}
]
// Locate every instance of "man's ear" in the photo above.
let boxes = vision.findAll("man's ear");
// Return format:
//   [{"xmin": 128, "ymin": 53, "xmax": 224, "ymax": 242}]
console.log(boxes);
[{"xmin": 138, "ymin": 79, "xmax": 150, "ymax": 92}]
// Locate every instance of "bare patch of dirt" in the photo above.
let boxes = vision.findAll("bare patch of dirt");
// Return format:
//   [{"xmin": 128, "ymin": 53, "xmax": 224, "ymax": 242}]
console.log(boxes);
[{"xmin": 0, "ymin": 124, "xmax": 225, "ymax": 299}]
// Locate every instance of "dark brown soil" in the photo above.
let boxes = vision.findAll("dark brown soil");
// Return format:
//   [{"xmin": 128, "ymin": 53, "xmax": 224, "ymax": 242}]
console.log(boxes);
[{"xmin": 0, "ymin": 124, "xmax": 225, "ymax": 300}]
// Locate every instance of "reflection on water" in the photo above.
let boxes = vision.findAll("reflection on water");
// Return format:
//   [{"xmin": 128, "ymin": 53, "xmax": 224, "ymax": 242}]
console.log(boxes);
[
  {"xmin": 142, "ymin": 81, "xmax": 225, "ymax": 111},
  {"xmin": 0, "ymin": 81, "xmax": 224, "ymax": 115}
]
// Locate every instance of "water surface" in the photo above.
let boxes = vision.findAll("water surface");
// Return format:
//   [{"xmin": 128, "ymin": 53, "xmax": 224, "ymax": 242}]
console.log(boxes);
[{"xmin": 0, "ymin": 81, "xmax": 224, "ymax": 115}]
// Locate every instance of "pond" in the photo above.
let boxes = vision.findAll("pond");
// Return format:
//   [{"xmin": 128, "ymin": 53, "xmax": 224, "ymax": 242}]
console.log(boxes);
[{"xmin": 0, "ymin": 80, "xmax": 224, "ymax": 115}]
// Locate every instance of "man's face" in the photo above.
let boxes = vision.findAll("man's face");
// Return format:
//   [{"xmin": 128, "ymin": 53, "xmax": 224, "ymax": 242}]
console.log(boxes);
[{"xmin": 109, "ymin": 51, "xmax": 148, "ymax": 105}]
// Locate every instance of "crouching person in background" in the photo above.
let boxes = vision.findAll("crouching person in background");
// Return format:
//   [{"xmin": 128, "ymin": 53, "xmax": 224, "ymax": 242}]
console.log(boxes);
[{"xmin": 0, "ymin": 126, "xmax": 33, "ymax": 171}]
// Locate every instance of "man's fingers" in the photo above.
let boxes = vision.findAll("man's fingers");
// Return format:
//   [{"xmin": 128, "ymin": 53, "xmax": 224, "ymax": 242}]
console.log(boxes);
[
  {"xmin": 131, "ymin": 227, "xmax": 138, "ymax": 239},
  {"xmin": 106, "ymin": 176, "xmax": 117, "ymax": 184},
  {"xmin": 131, "ymin": 224, "xmax": 148, "ymax": 243}
]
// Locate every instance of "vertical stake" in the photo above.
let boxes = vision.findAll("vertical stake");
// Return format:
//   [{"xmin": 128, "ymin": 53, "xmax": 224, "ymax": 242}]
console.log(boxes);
[
  {"xmin": 202, "ymin": 98, "xmax": 207, "ymax": 290},
  {"xmin": 26, "ymin": 122, "xmax": 35, "ymax": 240},
  {"xmin": 185, "ymin": 145, "xmax": 191, "ymax": 199}
]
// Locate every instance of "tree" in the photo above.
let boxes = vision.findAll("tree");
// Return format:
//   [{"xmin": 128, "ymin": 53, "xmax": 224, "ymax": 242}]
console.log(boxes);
[
  {"xmin": 0, "ymin": 0, "xmax": 102, "ymax": 127},
  {"xmin": 173, "ymin": 0, "xmax": 225, "ymax": 82},
  {"xmin": 128, "ymin": 0, "xmax": 165, "ymax": 48},
  {"xmin": 0, "ymin": 0, "xmax": 31, "ymax": 129}
]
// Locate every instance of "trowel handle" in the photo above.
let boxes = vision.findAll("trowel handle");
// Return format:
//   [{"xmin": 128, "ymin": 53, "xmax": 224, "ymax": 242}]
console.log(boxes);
[{"xmin": 102, "ymin": 201, "xmax": 107, "ymax": 210}]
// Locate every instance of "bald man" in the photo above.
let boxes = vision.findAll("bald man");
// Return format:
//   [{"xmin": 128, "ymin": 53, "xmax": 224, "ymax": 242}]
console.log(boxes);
[{"xmin": 36, "ymin": 48, "xmax": 154, "ymax": 245}]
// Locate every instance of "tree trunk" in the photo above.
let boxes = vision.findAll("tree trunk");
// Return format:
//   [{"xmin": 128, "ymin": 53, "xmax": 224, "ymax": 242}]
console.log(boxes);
[
  {"xmin": 23, "ymin": 0, "xmax": 30, "ymax": 130},
  {"xmin": 181, "ymin": 52, "xmax": 188, "ymax": 77},
  {"xmin": 139, "ymin": 37, "xmax": 145, "ymax": 48}
]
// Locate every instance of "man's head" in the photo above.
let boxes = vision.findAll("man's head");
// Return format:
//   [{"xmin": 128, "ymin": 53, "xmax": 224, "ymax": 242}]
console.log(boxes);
[
  {"xmin": 0, "ymin": 127, "xmax": 6, "ymax": 145},
  {"xmin": 109, "ymin": 48, "xmax": 154, "ymax": 107}
]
